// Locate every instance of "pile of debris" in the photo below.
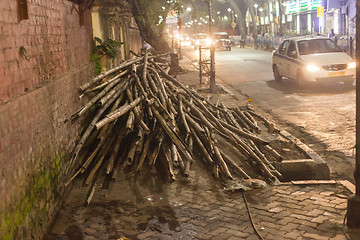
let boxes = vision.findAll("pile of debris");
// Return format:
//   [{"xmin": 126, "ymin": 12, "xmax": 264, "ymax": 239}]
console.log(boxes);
[{"xmin": 66, "ymin": 52, "xmax": 283, "ymax": 204}]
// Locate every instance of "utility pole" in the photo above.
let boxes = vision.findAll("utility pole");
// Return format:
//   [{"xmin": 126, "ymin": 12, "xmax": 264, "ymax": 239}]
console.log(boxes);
[
  {"xmin": 208, "ymin": 0, "xmax": 216, "ymax": 93},
  {"xmin": 177, "ymin": 7, "xmax": 182, "ymax": 59},
  {"xmin": 346, "ymin": 0, "xmax": 360, "ymax": 229}
]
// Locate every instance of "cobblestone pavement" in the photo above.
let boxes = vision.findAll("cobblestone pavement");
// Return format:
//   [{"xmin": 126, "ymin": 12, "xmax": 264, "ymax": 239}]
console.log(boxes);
[
  {"xmin": 43, "ymin": 58, "xmax": 360, "ymax": 240},
  {"xmin": 44, "ymin": 163, "xmax": 356, "ymax": 240}
]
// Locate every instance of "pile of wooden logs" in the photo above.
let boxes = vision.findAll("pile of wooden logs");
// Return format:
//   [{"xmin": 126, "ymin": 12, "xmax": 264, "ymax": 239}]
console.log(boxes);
[{"xmin": 66, "ymin": 52, "xmax": 283, "ymax": 204}]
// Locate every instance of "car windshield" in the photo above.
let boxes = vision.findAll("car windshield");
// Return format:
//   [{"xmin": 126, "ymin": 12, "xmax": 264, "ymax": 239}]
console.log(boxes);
[
  {"xmin": 196, "ymin": 34, "xmax": 208, "ymax": 39},
  {"xmin": 215, "ymin": 34, "xmax": 229, "ymax": 39},
  {"xmin": 297, "ymin": 39, "xmax": 343, "ymax": 55}
]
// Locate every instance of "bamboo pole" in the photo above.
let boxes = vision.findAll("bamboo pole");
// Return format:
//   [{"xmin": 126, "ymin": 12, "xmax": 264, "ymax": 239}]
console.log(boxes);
[
  {"xmin": 79, "ymin": 56, "xmax": 144, "ymax": 92},
  {"xmin": 95, "ymin": 97, "xmax": 143, "ymax": 130}
]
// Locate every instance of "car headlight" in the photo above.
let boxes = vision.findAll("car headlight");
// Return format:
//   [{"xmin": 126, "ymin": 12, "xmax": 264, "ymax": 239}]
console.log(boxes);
[
  {"xmin": 205, "ymin": 38, "xmax": 212, "ymax": 46},
  {"xmin": 195, "ymin": 40, "xmax": 200, "ymax": 45},
  {"xmin": 306, "ymin": 64, "xmax": 320, "ymax": 72},
  {"xmin": 347, "ymin": 61, "xmax": 356, "ymax": 69}
]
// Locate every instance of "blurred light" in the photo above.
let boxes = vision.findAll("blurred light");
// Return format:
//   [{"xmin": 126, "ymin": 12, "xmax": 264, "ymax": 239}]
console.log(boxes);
[
  {"xmin": 227, "ymin": 8, "xmax": 232, "ymax": 12},
  {"xmin": 259, "ymin": 7, "xmax": 264, "ymax": 12},
  {"xmin": 187, "ymin": 7, "xmax": 192, "ymax": 11},
  {"xmin": 217, "ymin": 11, "xmax": 220, "ymax": 14},
  {"xmin": 205, "ymin": 38, "xmax": 212, "ymax": 46},
  {"xmin": 254, "ymin": 3, "xmax": 258, "ymax": 8},
  {"xmin": 348, "ymin": 62, "xmax": 356, "ymax": 69},
  {"xmin": 224, "ymin": 16, "xmax": 228, "ymax": 20},
  {"xmin": 306, "ymin": 65, "xmax": 320, "ymax": 72}
]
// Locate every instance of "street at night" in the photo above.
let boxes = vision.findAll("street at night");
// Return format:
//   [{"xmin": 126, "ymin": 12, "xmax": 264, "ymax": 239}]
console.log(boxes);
[{"xmin": 2, "ymin": 0, "xmax": 360, "ymax": 239}]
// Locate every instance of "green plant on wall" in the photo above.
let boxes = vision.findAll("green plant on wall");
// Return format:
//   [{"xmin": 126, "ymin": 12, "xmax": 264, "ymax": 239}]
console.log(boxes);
[{"xmin": 90, "ymin": 37, "xmax": 124, "ymax": 75}]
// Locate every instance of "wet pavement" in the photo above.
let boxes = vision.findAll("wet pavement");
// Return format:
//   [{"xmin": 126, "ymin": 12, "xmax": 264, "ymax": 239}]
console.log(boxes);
[
  {"xmin": 44, "ymin": 163, "xmax": 356, "ymax": 240},
  {"xmin": 43, "ymin": 56, "xmax": 360, "ymax": 240}
]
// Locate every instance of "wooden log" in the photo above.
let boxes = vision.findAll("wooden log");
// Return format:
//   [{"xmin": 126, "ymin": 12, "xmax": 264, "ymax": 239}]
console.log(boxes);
[
  {"xmin": 95, "ymin": 96, "xmax": 143, "ymax": 130},
  {"xmin": 221, "ymin": 102, "xmax": 242, "ymax": 129},
  {"xmin": 263, "ymin": 145, "xmax": 283, "ymax": 162},
  {"xmin": 176, "ymin": 149, "xmax": 186, "ymax": 176},
  {"xmin": 126, "ymin": 111, "xmax": 135, "ymax": 133},
  {"xmin": 212, "ymin": 139, "xmax": 233, "ymax": 180},
  {"xmin": 73, "ymin": 77, "xmax": 124, "ymax": 119},
  {"xmin": 126, "ymin": 88, "xmax": 151, "ymax": 134},
  {"xmin": 136, "ymin": 134, "xmax": 152, "ymax": 171},
  {"xmin": 125, "ymin": 136, "xmax": 138, "ymax": 166},
  {"xmin": 163, "ymin": 145, "xmax": 176, "ymax": 182},
  {"xmin": 220, "ymin": 151, "xmax": 251, "ymax": 179},
  {"xmin": 185, "ymin": 136, "xmax": 193, "ymax": 175},
  {"xmin": 179, "ymin": 96, "xmax": 191, "ymax": 140},
  {"xmin": 85, "ymin": 136, "xmax": 114, "ymax": 186},
  {"xmin": 98, "ymin": 87, "xmax": 125, "ymax": 107},
  {"xmin": 183, "ymin": 98, "xmax": 216, "ymax": 133},
  {"xmin": 149, "ymin": 132, "xmax": 164, "ymax": 165},
  {"xmin": 151, "ymin": 106, "xmax": 193, "ymax": 162},
  {"xmin": 232, "ymin": 110, "xmax": 251, "ymax": 130},
  {"xmin": 147, "ymin": 72, "xmax": 159, "ymax": 94},
  {"xmin": 185, "ymin": 113, "xmax": 206, "ymax": 137},
  {"xmin": 248, "ymin": 140, "xmax": 282, "ymax": 179},
  {"xmin": 247, "ymin": 110, "xmax": 280, "ymax": 133},
  {"xmin": 79, "ymin": 56, "xmax": 144, "ymax": 92},
  {"xmin": 87, "ymin": 70, "xmax": 129, "ymax": 93},
  {"xmin": 106, "ymin": 131, "xmax": 124, "ymax": 174},
  {"xmin": 234, "ymin": 108, "xmax": 260, "ymax": 133},
  {"xmin": 216, "ymin": 118, "xmax": 269, "ymax": 145},
  {"xmin": 66, "ymin": 84, "xmax": 125, "ymax": 172},
  {"xmin": 190, "ymin": 128, "xmax": 213, "ymax": 165}
]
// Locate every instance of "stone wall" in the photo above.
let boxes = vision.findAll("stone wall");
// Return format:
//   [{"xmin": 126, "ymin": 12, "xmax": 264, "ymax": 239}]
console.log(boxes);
[{"xmin": 0, "ymin": 1, "xmax": 94, "ymax": 239}]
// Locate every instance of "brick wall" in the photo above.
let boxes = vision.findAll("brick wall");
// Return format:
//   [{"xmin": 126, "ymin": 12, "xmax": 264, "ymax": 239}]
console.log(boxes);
[{"xmin": 0, "ymin": 0, "xmax": 94, "ymax": 239}]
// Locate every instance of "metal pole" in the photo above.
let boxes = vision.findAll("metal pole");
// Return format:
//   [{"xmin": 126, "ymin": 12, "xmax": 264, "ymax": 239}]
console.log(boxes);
[
  {"xmin": 346, "ymin": 0, "xmax": 360, "ymax": 229},
  {"xmin": 178, "ymin": 8, "xmax": 182, "ymax": 59},
  {"xmin": 199, "ymin": 47, "xmax": 202, "ymax": 84},
  {"xmin": 208, "ymin": 0, "xmax": 216, "ymax": 93}
]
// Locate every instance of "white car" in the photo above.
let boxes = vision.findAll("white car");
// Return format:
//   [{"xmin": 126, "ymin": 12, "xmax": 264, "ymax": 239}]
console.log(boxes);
[
  {"xmin": 192, "ymin": 33, "xmax": 211, "ymax": 49},
  {"xmin": 272, "ymin": 37, "xmax": 355, "ymax": 86}
]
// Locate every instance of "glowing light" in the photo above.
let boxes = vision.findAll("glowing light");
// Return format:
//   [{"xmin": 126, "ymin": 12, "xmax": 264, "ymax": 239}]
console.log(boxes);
[
  {"xmin": 306, "ymin": 64, "xmax": 320, "ymax": 72},
  {"xmin": 348, "ymin": 62, "xmax": 356, "ymax": 69}
]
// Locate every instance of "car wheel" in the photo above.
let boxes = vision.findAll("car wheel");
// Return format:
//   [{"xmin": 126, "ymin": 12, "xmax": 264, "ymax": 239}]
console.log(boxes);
[
  {"xmin": 273, "ymin": 65, "xmax": 282, "ymax": 82},
  {"xmin": 297, "ymin": 71, "xmax": 306, "ymax": 88}
]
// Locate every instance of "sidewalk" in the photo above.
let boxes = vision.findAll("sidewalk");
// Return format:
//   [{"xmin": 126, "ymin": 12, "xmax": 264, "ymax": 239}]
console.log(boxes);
[{"xmin": 43, "ymin": 57, "xmax": 359, "ymax": 240}]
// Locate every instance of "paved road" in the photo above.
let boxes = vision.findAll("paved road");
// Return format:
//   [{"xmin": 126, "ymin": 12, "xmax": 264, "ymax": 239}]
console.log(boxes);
[{"xmin": 183, "ymin": 46, "xmax": 356, "ymax": 182}]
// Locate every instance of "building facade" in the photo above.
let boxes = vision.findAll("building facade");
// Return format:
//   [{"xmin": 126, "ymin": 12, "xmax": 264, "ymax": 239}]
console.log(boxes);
[{"xmin": 246, "ymin": 0, "xmax": 356, "ymax": 37}]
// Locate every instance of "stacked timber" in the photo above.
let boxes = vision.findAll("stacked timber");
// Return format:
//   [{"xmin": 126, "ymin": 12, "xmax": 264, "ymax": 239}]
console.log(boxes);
[{"xmin": 66, "ymin": 52, "xmax": 283, "ymax": 204}]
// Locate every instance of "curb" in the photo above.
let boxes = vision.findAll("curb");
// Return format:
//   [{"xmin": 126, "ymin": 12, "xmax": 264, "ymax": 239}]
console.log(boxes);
[{"xmin": 275, "ymin": 129, "xmax": 330, "ymax": 181}]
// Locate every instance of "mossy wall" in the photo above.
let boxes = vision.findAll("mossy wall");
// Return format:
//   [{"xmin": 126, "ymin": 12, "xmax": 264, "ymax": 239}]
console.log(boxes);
[{"xmin": 0, "ymin": 1, "xmax": 94, "ymax": 239}]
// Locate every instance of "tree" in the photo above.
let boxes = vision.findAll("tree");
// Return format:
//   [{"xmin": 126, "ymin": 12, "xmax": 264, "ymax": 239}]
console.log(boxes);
[
  {"xmin": 126, "ymin": 0, "xmax": 172, "ymax": 53},
  {"xmin": 126, "ymin": 0, "xmax": 195, "ymax": 53}
]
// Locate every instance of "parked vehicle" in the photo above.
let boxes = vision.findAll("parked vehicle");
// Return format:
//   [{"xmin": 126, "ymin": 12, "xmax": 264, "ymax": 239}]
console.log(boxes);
[
  {"xmin": 214, "ymin": 32, "xmax": 231, "ymax": 51},
  {"xmin": 272, "ymin": 36, "xmax": 355, "ymax": 86}
]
